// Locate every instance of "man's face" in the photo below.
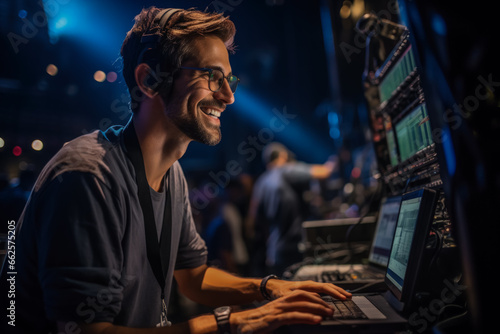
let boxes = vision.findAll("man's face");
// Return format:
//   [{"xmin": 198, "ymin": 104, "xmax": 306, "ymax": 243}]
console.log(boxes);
[{"xmin": 164, "ymin": 35, "xmax": 235, "ymax": 146}]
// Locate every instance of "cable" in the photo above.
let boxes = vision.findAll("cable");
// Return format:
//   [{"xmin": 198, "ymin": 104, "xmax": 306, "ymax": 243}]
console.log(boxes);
[
  {"xmin": 428, "ymin": 226, "xmax": 444, "ymax": 276},
  {"xmin": 433, "ymin": 308, "xmax": 470, "ymax": 333}
]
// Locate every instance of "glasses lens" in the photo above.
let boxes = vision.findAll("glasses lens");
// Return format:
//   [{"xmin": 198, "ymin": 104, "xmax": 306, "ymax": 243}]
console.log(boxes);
[
  {"xmin": 209, "ymin": 69, "xmax": 224, "ymax": 92},
  {"xmin": 227, "ymin": 75, "xmax": 239, "ymax": 93}
]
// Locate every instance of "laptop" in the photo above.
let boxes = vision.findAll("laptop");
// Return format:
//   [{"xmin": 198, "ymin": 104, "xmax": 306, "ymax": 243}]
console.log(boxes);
[
  {"xmin": 289, "ymin": 188, "xmax": 438, "ymax": 333},
  {"xmin": 293, "ymin": 196, "xmax": 402, "ymax": 291}
]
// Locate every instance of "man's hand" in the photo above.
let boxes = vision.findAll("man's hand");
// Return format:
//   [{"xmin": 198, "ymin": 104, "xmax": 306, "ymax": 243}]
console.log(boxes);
[
  {"xmin": 230, "ymin": 290, "xmax": 334, "ymax": 334},
  {"xmin": 266, "ymin": 278, "xmax": 352, "ymax": 301}
]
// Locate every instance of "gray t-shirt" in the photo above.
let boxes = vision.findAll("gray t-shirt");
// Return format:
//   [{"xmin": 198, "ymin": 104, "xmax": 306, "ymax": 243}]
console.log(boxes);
[
  {"xmin": 150, "ymin": 180, "xmax": 167, "ymax": 241},
  {"xmin": 0, "ymin": 124, "xmax": 207, "ymax": 332}
]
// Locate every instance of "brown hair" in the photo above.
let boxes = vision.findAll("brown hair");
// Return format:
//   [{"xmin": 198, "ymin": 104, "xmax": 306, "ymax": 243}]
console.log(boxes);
[{"xmin": 120, "ymin": 7, "xmax": 236, "ymax": 112}]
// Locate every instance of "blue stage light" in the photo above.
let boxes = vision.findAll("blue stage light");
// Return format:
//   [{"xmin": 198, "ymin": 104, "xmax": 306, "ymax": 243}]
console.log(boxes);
[{"xmin": 233, "ymin": 88, "xmax": 333, "ymax": 162}]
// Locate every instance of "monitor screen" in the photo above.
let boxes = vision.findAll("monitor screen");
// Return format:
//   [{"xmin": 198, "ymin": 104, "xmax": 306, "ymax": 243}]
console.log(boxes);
[
  {"xmin": 394, "ymin": 103, "xmax": 433, "ymax": 163},
  {"xmin": 369, "ymin": 196, "xmax": 402, "ymax": 267},
  {"xmin": 378, "ymin": 45, "xmax": 417, "ymax": 104},
  {"xmin": 384, "ymin": 188, "xmax": 437, "ymax": 305},
  {"xmin": 385, "ymin": 195, "xmax": 422, "ymax": 292}
]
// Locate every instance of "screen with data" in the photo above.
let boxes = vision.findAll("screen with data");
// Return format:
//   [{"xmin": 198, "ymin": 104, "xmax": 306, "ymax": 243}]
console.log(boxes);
[
  {"xmin": 395, "ymin": 103, "xmax": 433, "ymax": 163},
  {"xmin": 378, "ymin": 46, "xmax": 417, "ymax": 104},
  {"xmin": 385, "ymin": 196, "xmax": 422, "ymax": 292},
  {"xmin": 369, "ymin": 196, "xmax": 402, "ymax": 267}
]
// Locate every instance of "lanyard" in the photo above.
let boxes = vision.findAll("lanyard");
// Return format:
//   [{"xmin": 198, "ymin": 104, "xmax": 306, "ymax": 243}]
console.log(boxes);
[{"xmin": 123, "ymin": 120, "xmax": 172, "ymax": 324}]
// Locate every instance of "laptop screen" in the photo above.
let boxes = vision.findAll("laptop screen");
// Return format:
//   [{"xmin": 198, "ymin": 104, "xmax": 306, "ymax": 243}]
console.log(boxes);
[
  {"xmin": 386, "ymin": 195, "xmax": 422, "ymax": 291},
  {"xmin": 385, "ymin": 188, "xmax": 436, "ymax": 303},
  {"xmin": 368, "ymin": 196, "xmax": 402, "ymax": 267}
]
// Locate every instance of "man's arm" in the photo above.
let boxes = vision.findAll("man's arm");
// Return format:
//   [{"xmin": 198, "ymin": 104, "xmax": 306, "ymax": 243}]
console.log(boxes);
[
  {"xmin": 174, "ymin": 264, "xmax": 352, "ymax": 307},
  {"xmin": 60, "ymin": 265, "xmax": 351, "ymax": 334},
  {"xmin": 309, "ymin": 156, "xmax": 338, "ymax": 180},
  {"xmin": 58, "ymin": 316, "xmax": 218, "ymax": 334},
  {"xmin": 62, "ymin": 290, "xmax": 334, "ymax": 334},
  {"xmin": 174, "ymin": 264, "xmax": 263, "ymax": 306}
]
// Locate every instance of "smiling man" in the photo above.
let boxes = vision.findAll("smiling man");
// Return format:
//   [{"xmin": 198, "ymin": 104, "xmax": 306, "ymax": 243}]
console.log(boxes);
[{"xmin": 0, "ymin": 7, "xmax": 351, "ymax": 334}]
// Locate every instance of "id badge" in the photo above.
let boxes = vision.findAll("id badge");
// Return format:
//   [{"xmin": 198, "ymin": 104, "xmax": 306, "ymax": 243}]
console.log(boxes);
[{"xmin": 156, "ymin": 299, "xmax": 171, "ymax": 327}]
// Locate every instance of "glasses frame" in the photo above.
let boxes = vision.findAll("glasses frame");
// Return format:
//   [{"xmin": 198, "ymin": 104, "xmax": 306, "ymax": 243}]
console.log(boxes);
[{"xmin": 178, "ymin": 66, "xmax": 239, "ymax": 93}]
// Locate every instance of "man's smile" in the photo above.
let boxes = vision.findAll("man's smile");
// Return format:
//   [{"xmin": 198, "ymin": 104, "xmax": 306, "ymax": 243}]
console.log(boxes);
[{"xmin": 199, "ymin": 103, "xmax": 225, "ymax": 125}]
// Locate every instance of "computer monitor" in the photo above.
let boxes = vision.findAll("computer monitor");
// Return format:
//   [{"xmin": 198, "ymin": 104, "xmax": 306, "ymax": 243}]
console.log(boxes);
[
  {"xmin": 394, "ymin": 103, "xmax": 433, "ymax": 163},
  {"xmin": 377, "ymin": 44, "xmax": 417, "ymax": 105},
  {"xmin": 385, "ymin": 188, "xmax": 437, "ymax": 306},
  {"xmin": 368, "ymin": 196, "xmax": 402, "ymax": 267}
]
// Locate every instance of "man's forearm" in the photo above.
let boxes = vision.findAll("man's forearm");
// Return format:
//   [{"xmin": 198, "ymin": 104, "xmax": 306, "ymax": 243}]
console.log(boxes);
[
  {"xmin": 61, "ymin": 315, "xmax": 218, "ymax": 334},
  {"xmin": 201, "ymin": 267, "xmax": 265, "ymax": 305},
  {"xmin": 176, "ymin": 265, "xmax": 265, "ymax": 307}
]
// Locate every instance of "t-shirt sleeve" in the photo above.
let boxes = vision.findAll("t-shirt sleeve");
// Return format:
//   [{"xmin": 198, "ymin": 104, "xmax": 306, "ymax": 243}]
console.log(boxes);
[
  {"xmin": 174, "ymin": 174, "xmax": 208, "ymax": 270},
  {"xmin": 35, "ymin": 171, "xmax": 125, "ymax": 323},
  {"xmin": 281, "ymin": 162, "xmax": 312, "ymax": 186}
]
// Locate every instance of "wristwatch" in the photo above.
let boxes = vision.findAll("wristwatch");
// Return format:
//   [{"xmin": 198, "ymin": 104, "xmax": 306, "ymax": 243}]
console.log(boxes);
[
  {"xmin": 260, "ymin": 274, "xmax": 278, "ymax": 300},
  {"xmin": 213, "ymin": 306, "xmax": 232, "ymax": 334}
]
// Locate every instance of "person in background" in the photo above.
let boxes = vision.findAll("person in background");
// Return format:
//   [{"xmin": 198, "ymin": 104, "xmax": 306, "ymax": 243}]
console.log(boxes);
[{"xmin": 248, "ymin": 142, "xmax": 337, "ymax": 276}]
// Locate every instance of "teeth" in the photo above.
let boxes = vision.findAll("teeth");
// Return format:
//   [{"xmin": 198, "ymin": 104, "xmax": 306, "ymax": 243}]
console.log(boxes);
[{"xmin": 203, "ymin": 108, "xmax": 221, "ymax": 118}]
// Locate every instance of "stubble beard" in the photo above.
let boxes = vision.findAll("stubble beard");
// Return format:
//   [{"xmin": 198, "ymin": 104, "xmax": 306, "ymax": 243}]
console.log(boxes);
[{"xmin": 169, "ymin": 104, "xmax": 222, "ymax": 146}]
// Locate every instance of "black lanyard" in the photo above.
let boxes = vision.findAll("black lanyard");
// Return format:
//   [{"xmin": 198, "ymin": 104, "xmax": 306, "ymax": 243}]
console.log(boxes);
[{"xmin": 123, "ymin": 120, "xmax": 172, "ymax": 301}]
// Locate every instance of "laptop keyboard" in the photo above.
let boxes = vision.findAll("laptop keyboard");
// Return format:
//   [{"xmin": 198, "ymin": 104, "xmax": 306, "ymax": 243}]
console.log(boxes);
[{"xmin": 322, "ymin": 296, "xmax": 367, "ymax": 320}]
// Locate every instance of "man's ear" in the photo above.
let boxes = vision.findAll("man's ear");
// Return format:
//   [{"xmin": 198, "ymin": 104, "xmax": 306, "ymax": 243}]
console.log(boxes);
[{"xmin": 134, "ymin": 63, "xmax": 159, "ymax": 98}]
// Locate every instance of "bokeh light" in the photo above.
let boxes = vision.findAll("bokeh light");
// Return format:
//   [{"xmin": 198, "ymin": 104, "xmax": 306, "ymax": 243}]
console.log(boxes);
[
  {"xmin": 46, "ymin": 64, "xmax": 58, "ymax": 76},
  {"xmin": 32, "ymin": 139, "xmax": 44, "ymax": 151},
  {"xmin": 13, "ymin": 146, "xmax": 22, "ymax": 157},
  {"xmin": 93, "ymin": 70, "xmax": 106, "ymax": 82},
  {"xmin": 106, "ymin": 71, "xmax": 118, "ymax": 83}
]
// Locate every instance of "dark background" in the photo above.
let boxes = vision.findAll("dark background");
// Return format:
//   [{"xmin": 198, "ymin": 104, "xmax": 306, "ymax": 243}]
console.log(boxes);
[{"xmin": 0, "ymin": 0, "xmax": 392, "ymax": 185}]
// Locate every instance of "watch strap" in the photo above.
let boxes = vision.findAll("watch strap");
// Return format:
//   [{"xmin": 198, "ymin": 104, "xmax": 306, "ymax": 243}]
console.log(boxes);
[{"xmin": 260, "ymin": 274, "xmax": 278, "ymax": 300}]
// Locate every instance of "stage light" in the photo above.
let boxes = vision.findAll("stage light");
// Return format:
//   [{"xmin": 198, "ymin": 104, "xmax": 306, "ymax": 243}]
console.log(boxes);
[
  {"xmin": 340, "ymin": 4, "xmax": 351, "ymax": 19},
  {"xmin": 431, "ymin": 12, "xmax": 447, "ymax": 36},
  {"xmin": 0, "ymin": 137, "xmax": 4, "ymax": 148},
  {"xmin": 233, "ymin": 87, "xmax": 332, "ymax": 162},
  {"xmin": 94, "ymin": 70, "xmax": 106, "ymax": 82},
  {"xmin": 13, "ymin": 146, "xmax": 22, "ymax": 157},
  {"xmin": 351, "ymin": 167, "xmax": 361, "ymax": 179},
  {"xmin": 329, "ymin": 128, "xmax": 341, "ymax": 139},
  {"xmin": 106, "ymin": 71, "xmax": 118, "ymax": 83},
  {"xmin": 46, "ymin": 64, "xmax": 58, "ymax": 76},
  {"xmin": 343, "ymin": 182, "xmax": 354, "ymax": 195},
  {"xmin": 55, "ymin": 17, "xmax": 68, "ymax": 30},
  {"xmin": 32, "ymin": 140, "xmax": 44, "ymax": 151},
  {"xmin": 18, "ymin": 10, "xmax": 28, "ymax": 19}
]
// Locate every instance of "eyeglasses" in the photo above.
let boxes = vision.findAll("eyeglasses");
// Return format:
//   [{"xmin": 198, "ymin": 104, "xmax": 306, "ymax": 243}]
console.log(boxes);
[{"xmin": 179, "ymin": 67, "xmax": 239, "ymax": 93}]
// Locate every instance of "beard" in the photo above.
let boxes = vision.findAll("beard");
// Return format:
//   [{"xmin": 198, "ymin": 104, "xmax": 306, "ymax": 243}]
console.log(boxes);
[
  {"xmin": 172, "ymin": 112, "xmax": 221, "ymax": 146},
  {"xmin": 167, "ymin": 102, "xmax": 222, "ymax": 146}
]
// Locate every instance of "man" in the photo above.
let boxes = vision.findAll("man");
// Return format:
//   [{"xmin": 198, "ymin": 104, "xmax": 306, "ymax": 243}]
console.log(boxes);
[
  {"xmin": 0, "ymin": 7, "xmax": 350, "ymax": 333},
  {"xmin": 249, "ymin": 142, "xmax": 336, "ymax": 277}
]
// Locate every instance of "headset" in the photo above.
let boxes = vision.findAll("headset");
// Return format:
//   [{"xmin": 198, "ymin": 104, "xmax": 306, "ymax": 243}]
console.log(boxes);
[{"xmin": 137, "ymin": 8, "xmax": 183, "ymax": 93}]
